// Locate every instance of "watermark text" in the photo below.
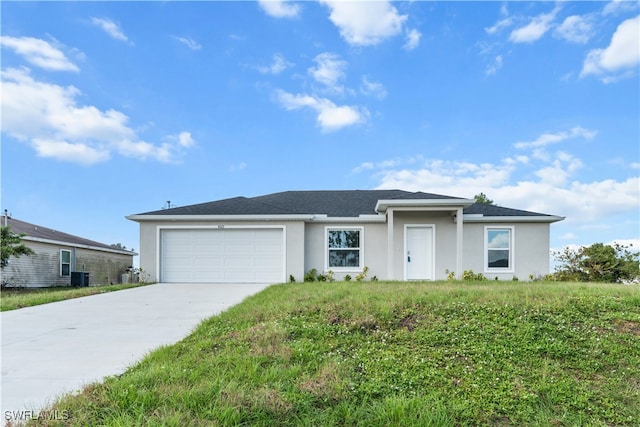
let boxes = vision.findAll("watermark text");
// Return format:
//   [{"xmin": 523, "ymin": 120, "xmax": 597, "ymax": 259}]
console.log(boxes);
[{"xmin": 4, "ymin": 409, "xmax": 70, "ymax": 422}]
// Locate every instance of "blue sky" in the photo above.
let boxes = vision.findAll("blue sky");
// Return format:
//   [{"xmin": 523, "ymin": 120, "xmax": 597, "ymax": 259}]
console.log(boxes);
[{"xmin": 1, "ymin": 1, "xmax": 638, "ymax": 262}]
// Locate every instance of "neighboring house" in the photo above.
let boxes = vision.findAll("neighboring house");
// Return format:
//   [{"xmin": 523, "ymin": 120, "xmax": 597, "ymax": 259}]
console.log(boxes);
[
  {"xmin": 127, "ymin": 190, "xmax": 564, "ymax": 284},
  {"xmin": 2, "ymin": 217, "xmax": 136, "ymax": 287}
]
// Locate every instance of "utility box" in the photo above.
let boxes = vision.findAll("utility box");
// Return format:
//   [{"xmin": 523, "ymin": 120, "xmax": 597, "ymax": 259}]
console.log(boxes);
[{"xmin": 71, "ymin": 272, "xmax": 90, "ymax": 287}]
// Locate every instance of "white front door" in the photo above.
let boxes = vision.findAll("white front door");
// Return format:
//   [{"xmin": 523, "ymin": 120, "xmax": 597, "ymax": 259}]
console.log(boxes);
[{"xmin": 405, "ymin": 226, "xmax": 435, "ymax": 280}]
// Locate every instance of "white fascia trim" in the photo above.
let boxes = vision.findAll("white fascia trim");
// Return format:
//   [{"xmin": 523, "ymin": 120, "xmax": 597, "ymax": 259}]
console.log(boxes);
[
  {"xmin": 459, "ymin": 215, "xmax": 565, "ymax": 223},
  {"xmin": 375, "ymin": 198, "xmax": 474, "ymax": 213},
  {"xmin": 127, "ymin": 214, "xmax": 387, "ymax": 224},
  {"xmin": 22, "ymin": 236, "xmax": 137, "ymax": 256},
  {"xmin": 126, "ymin": 214, "xmax": 314, "ymax": 222},
  {"xmin": 311, "ymin": 215, "xmax": 386, "ymax": 223}
]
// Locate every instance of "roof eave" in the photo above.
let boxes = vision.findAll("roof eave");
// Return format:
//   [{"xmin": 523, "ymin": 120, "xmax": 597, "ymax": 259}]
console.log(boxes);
[
  {"xmin": 459, "ymin": 215, "xmax": 565, "ymax": 223},
  {"xmin": 23, "ymin": 236, "xmax": 138, "ymax": 255},
  {"xmin": 375, "ymin": 198, "xmax": 475, "ymax": 213},
  {"xmin": 126, "ymin": 214, "xmax": 315, "ymax": 222},
  {"xmin": 309, "ymin": 214, "xmax": 386, "ymax": 223}
]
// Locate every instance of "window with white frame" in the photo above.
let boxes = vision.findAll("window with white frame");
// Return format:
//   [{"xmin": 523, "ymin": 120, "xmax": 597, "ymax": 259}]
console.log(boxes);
[
  {"xmin": 60, "ymin": 249, "xmax": 71, "ymax": 276},
  {"xmin": 326, "ymin": 228, "xmax": 362, "ymax": 270},
  {"xmin": 485, "ymin": 227, "xmax": 513, "ymax": 271}
]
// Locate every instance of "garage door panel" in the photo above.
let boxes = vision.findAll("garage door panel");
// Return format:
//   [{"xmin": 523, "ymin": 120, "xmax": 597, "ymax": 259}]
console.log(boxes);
[{"xmin": 161, "ymin": 228, "xmax": 284, "ymax": 283}]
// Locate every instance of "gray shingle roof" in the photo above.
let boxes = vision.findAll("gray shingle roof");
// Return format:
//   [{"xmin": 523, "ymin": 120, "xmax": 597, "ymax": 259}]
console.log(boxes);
[
  {"xmin": 4, "ymin": 217, "xmax": 135, "ymax": 254},
  {"xmin": 134, "ymin": 190, "xmax": 555, "ymax": 218},
  {"xmin": 464, "ymin": 203, "xmax": 555, "ymax": 217},
  {"xmin": 137, "ymin": 190, "xmax": 461, "ymax": 217}
]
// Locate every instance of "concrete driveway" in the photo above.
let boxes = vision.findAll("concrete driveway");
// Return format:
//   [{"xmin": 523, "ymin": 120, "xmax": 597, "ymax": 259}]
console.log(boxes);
[{"xmin": 1, "ymin": 283, "xmax": 270, "ymax": 422}]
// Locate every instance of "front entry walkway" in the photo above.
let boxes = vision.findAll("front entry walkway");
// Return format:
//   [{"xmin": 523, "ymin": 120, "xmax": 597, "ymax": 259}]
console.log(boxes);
[{"xmin": 1, "ymin": 283, "xmax": 270, "ymax": 421}]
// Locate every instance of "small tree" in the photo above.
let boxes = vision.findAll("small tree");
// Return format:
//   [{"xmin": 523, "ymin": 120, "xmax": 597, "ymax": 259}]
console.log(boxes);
[
  {"xmin": 1, "ymin": 226, "xmax": 35, "ymax": 269},
  {"xmin": 553, "ymin": 243, "xmax": 639, "ymax": 283},
  {"xmin": 473, "ymin": 192, "xmax": 494, "ymax": 205}
]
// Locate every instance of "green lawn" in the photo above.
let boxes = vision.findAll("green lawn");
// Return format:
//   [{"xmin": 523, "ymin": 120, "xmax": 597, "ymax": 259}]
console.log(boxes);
[
  {"xmin": 0, "ymin": 283, "xmax": 153, "ymax": 311},
  {"xmin": 31, "ymin": 281, "xmax": 640, "ymax": 426}
]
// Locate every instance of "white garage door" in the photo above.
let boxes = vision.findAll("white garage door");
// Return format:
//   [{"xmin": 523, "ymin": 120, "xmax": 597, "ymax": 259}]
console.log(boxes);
[{"xmin": 160, "ymin": 228, "xmax": 284, "ymax": 283}]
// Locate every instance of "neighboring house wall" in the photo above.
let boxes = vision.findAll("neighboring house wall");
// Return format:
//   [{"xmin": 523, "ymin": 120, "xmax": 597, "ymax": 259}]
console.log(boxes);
[
  {"xmin": 3, "ymin": 241, "xmax": 70, "ymax": 287},
  {"xmin": 3, "ymin": 241, "xmax": 133, "ymax": 287},
  {"xmin": 75, "ymin": 247, "xmax": 134, "ymax": 285}
]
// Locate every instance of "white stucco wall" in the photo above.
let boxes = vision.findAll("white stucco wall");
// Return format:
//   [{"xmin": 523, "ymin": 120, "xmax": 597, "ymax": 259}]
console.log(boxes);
[
  {"xmin": 463, "ymin": 222, "xmax": 551, "ymax": 280},
  {"xmin": 135, "ymin": 217, "xmax": 553, "ymax": 283},
  {"xmin": 389, "ymin": 211, "xmax": 459, "ymax": 281},
  {"xmin": 303, "ymin": 222, "xmax": 387, "ymax": 281}
]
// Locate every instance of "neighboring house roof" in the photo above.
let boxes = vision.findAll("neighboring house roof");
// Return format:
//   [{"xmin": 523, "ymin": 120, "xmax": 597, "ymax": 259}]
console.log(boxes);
[
  {"xmin": 129, "ymin": 190, "xmax": 563, "ymax": 222},
  {"xmin": 4, "ymin": 217, "xmax": 136, "ymax": 255}
]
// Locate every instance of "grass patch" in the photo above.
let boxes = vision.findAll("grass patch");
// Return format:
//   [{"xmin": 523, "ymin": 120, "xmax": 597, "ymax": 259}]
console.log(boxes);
[
  {"xmin": 0, "ymin": 283, "xmax": 154, "ymax": 311},
  {"xmin": 31, "ymin": 281, "xmax": 640, "ymax": 426}
]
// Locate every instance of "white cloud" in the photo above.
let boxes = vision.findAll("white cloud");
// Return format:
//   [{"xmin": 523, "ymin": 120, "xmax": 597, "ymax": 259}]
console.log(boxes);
[
  {"xmin": 581, "ymin": 15, "xmax": 640, "ymax": 81},
  {"xmin": 485, "ymin": 55, "xmax": 503, "ymax": 76},
  {"xmin": 486, "ymin": 4, "xmax": 513, "ymax": 34},
  {"xmin": 229, "ymin": 162, "xmax": 248, "ymax": 172},
  {"xmin": 320, "ymin": 0, "xmax": 407, "ymax": 46},
  {"xmin": 554, "ymin": 15, "xmax": 593, "ymax": 43},
  {"xmin": 534, "ymin": 152, "xmax": 583, "ymax": 186},
  {"xmin": 356, "ymin": 127, "xmax": 638, "ymax": 230},
  {"xmin": 486, "ymin": 17, "xmax": 513, "ymax": 35},
  {"xmin": 90, "ymin": 17, "xmax": 129, "ymax": 42},
  {"xmin": 308, "ymin": 52, "xmax": 347, "ymax": 93},
  {"xmin": 172, "ymin": 36, "xmax": 202, "ymax": 51},
  {"xmin": 513, "ymin": 126, "xmax": 597, "ymax": 149},
  {"xmin": 368, "ymin": 155, "xmax": 639, "ymax": 225},
  {"xmin": 258, "ymin": 54, "xmax": 294, "ymax": 74},
  {"xmin": 0, "ymin": 36, "xmax": 79, "ymax": 72},
  {"xmin": 360, "ymin": 76, "xmax": 387, "ymax": 100},
  {"xmin": 0, "ymin": 67, "xmax": 192, "ymax": 165},
  {"xmin": 509, "ymin": 6, "xmax": 560, "ymax": 43},
  {"xmin": 403, "ymin": 29, "xmax": 421, "ymax": 51},
  {"xmin": 32, "ymin": 138, "xmax": 110, "ymax": 165},
  {"xmin": 258, "ymin": 0, "xmax": 300, "ymax": 19},
  {"xmin": 609, "ymin": 238, "xmax": 640, "ymax": 250},
  {"xmin": 275, "ymin": 89, "xmax": 367, "ymax": 132},
  {"xmin": 177, "ymin": 131, "xmax": 196, "ymax": 148},
  {"xmin": 603, "ymin": 0, "xmax": 640, "ymax": 16}
]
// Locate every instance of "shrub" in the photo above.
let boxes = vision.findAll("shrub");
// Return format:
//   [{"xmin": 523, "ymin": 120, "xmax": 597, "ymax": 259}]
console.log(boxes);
[
  {"xmin": 553, "ymin": 243, "xmax": 640, "ymax": 283},
  {"xmin": 355, "ymin": 266, "xmax": 369, "ymax": 282},
  {"xmin": 304, "ymin": 269, "xmax": 318, "ymax": 282},
  {"xmin": 462, "ymin": 270, "xmax": 486, "ymax": 281},
  {"xmin": 344, "ymin": 274, "xmax": 352, "ymax": 282}
]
